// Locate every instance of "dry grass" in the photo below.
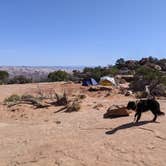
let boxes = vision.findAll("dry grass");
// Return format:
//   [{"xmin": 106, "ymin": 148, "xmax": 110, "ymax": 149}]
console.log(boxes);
[
  {"xmin": 4, "ymin": 94, "xmax": 49, "ymax": 109},
  {"xmin": 65, "ymin": 100, "xmax": 81, "ymax": 112},
  {"xmin": 55, "ymin": 92, "xmax": 68, "ymax": 106},
  {"xmin": 4, "ymin": 94, "xmax": 21, "ymax": 107}
]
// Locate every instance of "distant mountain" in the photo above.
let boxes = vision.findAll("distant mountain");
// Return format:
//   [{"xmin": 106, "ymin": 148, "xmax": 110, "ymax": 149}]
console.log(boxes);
[{"xmin": 0, "ymin": 66, "xmax": 84, "ymax": 81}]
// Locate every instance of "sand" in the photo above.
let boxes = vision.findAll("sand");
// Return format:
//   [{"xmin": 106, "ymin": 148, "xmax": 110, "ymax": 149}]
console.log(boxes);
[{"xmin": 0, "ymin": 83, "xmax": 165, "ymax": 166}]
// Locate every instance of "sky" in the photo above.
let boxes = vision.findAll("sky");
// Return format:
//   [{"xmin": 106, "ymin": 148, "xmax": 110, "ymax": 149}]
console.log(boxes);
[{"xmin": 0, "ymin": 0, "xmax": 166, "ymax": 66}]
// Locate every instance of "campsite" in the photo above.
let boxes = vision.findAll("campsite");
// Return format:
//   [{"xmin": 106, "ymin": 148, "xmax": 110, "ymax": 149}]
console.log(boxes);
[
  {"xmin": 0, "ymin": 57, "xmax": 166, "ymax": 166},
  {"xmin": 0, "ymin": 80, "xmax": 166, "ymax": 166}
]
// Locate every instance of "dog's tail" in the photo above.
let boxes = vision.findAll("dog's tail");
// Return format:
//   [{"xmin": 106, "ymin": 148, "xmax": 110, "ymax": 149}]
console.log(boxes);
[{"xmin": 157, "ymin": 111, "xmax": 165, "ymax": 116}]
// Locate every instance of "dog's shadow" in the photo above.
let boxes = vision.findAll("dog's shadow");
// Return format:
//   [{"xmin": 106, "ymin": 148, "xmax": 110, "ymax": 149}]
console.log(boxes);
[{"xmin": 105, "ymin": 120, "xmax": 157, "ymax": 135}]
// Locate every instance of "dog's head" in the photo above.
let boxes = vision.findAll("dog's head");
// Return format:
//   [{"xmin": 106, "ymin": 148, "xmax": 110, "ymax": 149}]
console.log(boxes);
[{"xmin": 127, "ymin": 101, "xmax": 136, "ymax": 110}]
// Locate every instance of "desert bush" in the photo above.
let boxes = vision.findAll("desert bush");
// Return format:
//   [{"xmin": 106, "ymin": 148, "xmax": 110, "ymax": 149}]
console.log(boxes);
[
  {"xmin": 55, "ymin": 92, "xmax": 68, "ymax": 106},
  {"xmin": 109, "ymin": 66, "xmax": 119, "ymax": 76},
  {"xmin": 4, "ymin": 94, "xmax": 50, "ymax": 109},
  {"xmin": 20, "ymin": 94, "xmax": 49, "ymax": 108},
  {"xmin": 130, "ymin": 66, "xmax": 166, "ymax": 95},
  {"xmin": 135, "ymin": 66, "xmax": 162, "ymax": 81},
  {"xmin": 0, "ymin": 70, "xmax": 9, "ymax": 84},
  {"xmin": 36, "ymin": 85, "xmax": 48, "ymax": 99},
  {"xmin": 115, "ymin": 58, "xmax": 125, "ymax": 69},
  {"xmin": 82, "ymin": 66, "xmax": 119, "ymax": 82},
  {"xmin": 82, "ymin": 67, "xmax": 102, "ymax": 81},
  {"xmin": 21, "ymin": 94, "xmax": 36, "ymax": 100},
  {"xmin": 48, "ymin": 70, "xmax": 69, "ymax": 82},
  {"xmin": 130, "ymin": 79, "xmax": 149, "ymax": 92},
  {"xmin": 4, "ymin": 94, "xmax": 21, "ymax": 103},
  {"xmin": 4, "ymin": 94, "xmax": 21, "ymax": 106},
  {"xmin": 8, "ymin": 75, "xmax": 32, "ymax": 84},
  {"xmin": 65, "ymin": 100, "xmax": 81, "ymax": 112}
]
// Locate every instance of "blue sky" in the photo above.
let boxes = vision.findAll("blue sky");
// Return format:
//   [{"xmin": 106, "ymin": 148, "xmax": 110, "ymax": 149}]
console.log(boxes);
[{"xmin": 0, "ymin": 0, "xmax": 166, "ymax": 66}]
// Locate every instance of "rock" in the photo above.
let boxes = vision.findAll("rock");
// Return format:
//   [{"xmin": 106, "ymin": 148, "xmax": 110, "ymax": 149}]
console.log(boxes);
[
  {"xmin": 154, "ymin": 64, "xmax": 162, "ymax": 71},
  {"xmin": 103, "ymin": 105, "xmax": 132, "ymax": 118},
  {"xmin": 151, "ymin": 84, "xmax": 166, "ymax": 97},
  {"xmin": 93, "ymin": 104, "xmax": 104, "ymax": 110},
  {"xmin": 88, "ymin": 86, "xmax": 112, "ymax": 92},
  {"xmin": 78, "ymin": 94, "xmax": 86, "ymax": 99},
  {"xmin": 125, "ymin": 90, "xmax": 133, "ymax": 96},
  {"xmin": 55, "ymin": 121, "xmax": 61, "ymax": 124}
]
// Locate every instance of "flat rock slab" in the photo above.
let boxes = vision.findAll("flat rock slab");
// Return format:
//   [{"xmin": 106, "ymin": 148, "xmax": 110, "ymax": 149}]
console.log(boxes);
[{"xmin": 103, "ymin": 105, "xmax": 132, "ymax": 118}]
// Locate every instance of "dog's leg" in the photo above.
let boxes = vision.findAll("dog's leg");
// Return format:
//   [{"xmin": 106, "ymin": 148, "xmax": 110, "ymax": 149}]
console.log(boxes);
[
  {"xmin": 152, "ymin": 111, "xmax": 157, "ymax": 122},
  {"xmin": 134, "ymin": 112, "xmax": 138, "ymax": 122},
  {"xmin": 136, "ymin": 112, "xmax": 142, "ymax": 123}
]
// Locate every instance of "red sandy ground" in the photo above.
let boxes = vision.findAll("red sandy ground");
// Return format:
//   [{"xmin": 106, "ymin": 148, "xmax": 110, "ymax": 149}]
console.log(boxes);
[{"xmin": 0, "ymin": 82, "xmax": 165, "ymax": 166}]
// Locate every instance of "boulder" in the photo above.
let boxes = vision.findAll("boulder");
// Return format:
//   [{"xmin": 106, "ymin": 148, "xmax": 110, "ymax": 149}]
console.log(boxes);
[{"xmin": 103, "ymin": 105, "xmax": 132, "ymax": 118}]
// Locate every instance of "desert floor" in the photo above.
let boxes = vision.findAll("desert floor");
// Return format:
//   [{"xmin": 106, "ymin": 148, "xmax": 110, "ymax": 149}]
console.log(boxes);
[{"xmin": 0, "ymin": 82, "xmax": 165, "ymax": 166}]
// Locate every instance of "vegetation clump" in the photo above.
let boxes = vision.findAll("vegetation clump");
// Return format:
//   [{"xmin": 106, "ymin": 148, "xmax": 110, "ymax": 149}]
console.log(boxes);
[
  {"xmin": 4, "ymin": 94, "xmax": 49, "ymax": 109},
  {"xmin": 65, "ymin": 100, "xmax": 81, "ymax": 112},
  {"xmin": 48, "ymin": 70, "xmax": 70, "ymax": 82},
  {"xmin": 4, "ymin": 94, "xmax": 21, "ymax": 106},
  {"xmin": 55, "ymin": 92, "xmax": 68, "ymax": 106},
  {"xmin": 8, "ymin": 75, "xmax": 32, "ymax": 84},
  {"xmin": 0, "ymin": 70, "xmax": 9, "ymax": 84}
]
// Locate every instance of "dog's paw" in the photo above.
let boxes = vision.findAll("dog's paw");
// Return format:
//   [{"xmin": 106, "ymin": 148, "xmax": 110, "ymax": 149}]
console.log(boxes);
[
  {"xmin": 133, "ymin": 121, "xmax": 137, "ymax": 125},
  {"xmin": 133, "ymin": 118, "xmax": 136, "ymax": 123}
]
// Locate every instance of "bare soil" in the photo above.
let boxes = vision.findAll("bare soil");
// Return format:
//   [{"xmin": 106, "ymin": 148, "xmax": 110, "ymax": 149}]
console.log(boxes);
[{"xmin": 0, "ymin": 82, "xmax": 165, "ymax": 166}]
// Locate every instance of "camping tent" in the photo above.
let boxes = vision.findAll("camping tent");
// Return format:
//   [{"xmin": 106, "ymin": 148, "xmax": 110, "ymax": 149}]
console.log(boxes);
[
  {"xmin": 100, "ymin": 76, "xmax": 116, "ymax": 86},
  {"xmin": 82, "ymin": 78, "xmax": 98, "ymax": 86}
]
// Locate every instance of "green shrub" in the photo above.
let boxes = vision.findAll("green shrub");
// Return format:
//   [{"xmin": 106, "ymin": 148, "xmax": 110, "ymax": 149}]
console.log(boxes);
[
  {"xmin": 115, "ymin": 58, "xmax": 125, "ymax": 69},
  {"xmin": 135, "ymin": 66, "xmax": 162, "ymax": 81},
  {"xmin": 21, "ymin": 94, "xmax": 35, "ymax": 100},
  {"xmin": 0, "ymin": 70, "xmax": 9, "ymax": 84},
  {"xmin": 48, "ymin": 70, "xmax": 69, "ymax": 82},
  {"xmin": 130, "ymin": 66, "xmax": 166, "ymax": 95},
  {"xmin": 4, "ymin": 94, "xmax": 21, "ymax": 104},
  {"xmin": 82, "ymin": 66, "xmax": 119, "ymax": 81},
  {"xmin": 8, "ymin": 75, "xmax": 32, "ymax": 84}
]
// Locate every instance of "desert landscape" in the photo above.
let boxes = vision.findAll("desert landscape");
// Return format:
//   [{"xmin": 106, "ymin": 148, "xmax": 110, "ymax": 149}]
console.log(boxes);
[
  {"xmin": 0, "ymin": 82, "xmax": 165, "ymax": 166},
  {"xmin": 1, "ymin": 0, "xmax": 166, "ymax": 165}
]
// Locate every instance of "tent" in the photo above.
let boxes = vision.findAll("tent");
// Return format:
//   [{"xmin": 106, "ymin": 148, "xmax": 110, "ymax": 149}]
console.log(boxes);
[
  {"xmin": 82, "ymin": 78, "xmax": 98, "ymax": 86},
  {"xmin": 100, "ymin": 76, "xmax": 116, "ymax": 86}
]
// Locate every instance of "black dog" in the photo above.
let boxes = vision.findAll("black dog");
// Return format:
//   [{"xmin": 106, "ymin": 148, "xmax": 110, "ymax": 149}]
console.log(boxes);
[{"xmin": 127, "ymin": 99, "xmax": 165, "ymax": 122}]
